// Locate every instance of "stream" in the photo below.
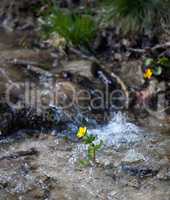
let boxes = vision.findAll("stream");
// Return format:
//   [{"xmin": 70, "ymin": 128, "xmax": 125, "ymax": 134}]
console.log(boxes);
[{"xmin": 0, "ymin": 30, "xmax": 170, "ymax": 200}]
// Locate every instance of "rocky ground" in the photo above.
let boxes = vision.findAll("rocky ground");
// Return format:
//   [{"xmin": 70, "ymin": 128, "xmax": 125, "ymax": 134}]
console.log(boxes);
[
  {"xmin": 1, "ymin": 116, "xmax": 170, "ymax": 200},
  {"xmin": 0, "ymin": 1, "xmax": 170, "ymax": 200}
]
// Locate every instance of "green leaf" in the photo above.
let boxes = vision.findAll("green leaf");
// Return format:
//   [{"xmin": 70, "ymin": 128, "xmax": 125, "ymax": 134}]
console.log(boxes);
[
  {"xmin": 94, "ymin": 140, "xmax": 103, "ymax": 151},
  {"xmin": 153, "ymin": 66, "xmax": 162, "ymax": 76},
  {"xmin": 158, "ymin": 57, "xmax": 170, "ymax": 68},
  {"xmin": 158, "ymin": 57, "xmax": 169, "ymax": 65},
  {"xmin": 88, "ymin": 145, "xmax": 95, "ymax": 160},
  {"xmin": 79, "ymin": 159, "xmax": 90, "ymax": 167},
  {"xmin": 84, "ymin": 135, "xmax": 96, "ymax": 144},
  {"xmin": 144, "ymin": 58, "xmax": 153, "ymax": 67}
]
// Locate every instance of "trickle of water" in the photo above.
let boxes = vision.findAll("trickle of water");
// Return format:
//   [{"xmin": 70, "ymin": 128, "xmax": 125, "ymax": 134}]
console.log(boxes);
[{"xmin": 90, "ymin": 112, "xmax": 143, "ymax": 148}]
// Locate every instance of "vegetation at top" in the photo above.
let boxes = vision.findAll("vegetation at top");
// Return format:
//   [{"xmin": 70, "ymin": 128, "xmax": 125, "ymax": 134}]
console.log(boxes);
[
  {"xmin": 39, "ymin": 0, "xmax": 170, "ymax": 47},
  {"xmin": 112, "ymin": 0, "xmax": 170, "ymax": 34}
]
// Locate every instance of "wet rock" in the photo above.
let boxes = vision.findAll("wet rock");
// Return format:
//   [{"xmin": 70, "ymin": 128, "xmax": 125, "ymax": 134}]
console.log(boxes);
[
  {"xmin": 122, "ymin": 149, "xmax": 145, "ymax": 164},
  {"xmin": 0, "ymin": 102, "xmax": 72, "ymax": 137},
  {"xmin": 121, "ymin": 164, "xmax": 159, "ymax": 178}
]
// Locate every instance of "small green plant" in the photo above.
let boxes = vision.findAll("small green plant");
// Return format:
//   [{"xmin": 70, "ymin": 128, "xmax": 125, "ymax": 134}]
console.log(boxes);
[
  {"xmin": 143, "ymin": 56, "xmax": 170, "ymax": 79},
  {"xmin": 41, "ymin": 8, "xmax": 96, "ymax": 47},
  {"xmin": 77, "ymin": 127, "xmax": 103, "ymax": 166}
]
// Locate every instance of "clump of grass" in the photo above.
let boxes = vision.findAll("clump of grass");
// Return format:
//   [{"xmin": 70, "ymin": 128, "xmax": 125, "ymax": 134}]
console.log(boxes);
[
  {"xmin": 97, "ymin": 0, "xmax": 170, "ymax": 34},
  {"xmin": 41, "ymin": 8, "xmax": 96, "ymax": 47},
  {"xmin": 40, "ymin": 0, "xmax": 170, "ymax": 45},
  {"xmin": 113, "ymin": 0, "xmax": 170, "ymax": 33}
]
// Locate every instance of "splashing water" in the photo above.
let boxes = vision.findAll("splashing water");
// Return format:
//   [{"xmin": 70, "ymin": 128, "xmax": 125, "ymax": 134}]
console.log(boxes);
[{"xmin": 89, "ymin": 112, "xmax": 143, "ymax": 148}]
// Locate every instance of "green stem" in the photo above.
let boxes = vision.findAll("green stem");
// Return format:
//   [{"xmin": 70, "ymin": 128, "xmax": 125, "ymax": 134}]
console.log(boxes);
[{"xmin": 93, "ymin": 147, "xmax": 96, "ymax": 163}]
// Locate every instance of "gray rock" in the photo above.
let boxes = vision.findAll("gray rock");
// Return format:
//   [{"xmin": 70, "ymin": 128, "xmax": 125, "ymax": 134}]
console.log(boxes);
[{"xmin": 122, "ymin": 149, "xmax": 145, "ymax": 164}]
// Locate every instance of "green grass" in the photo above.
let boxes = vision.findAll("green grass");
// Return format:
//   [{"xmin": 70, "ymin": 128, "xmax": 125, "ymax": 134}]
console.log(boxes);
[
  {"xmin": 40, "ymin": 0, "xmax": 170, "ymax": 46},
  {"xmin": 41, "ymin": 8, "xmax": 96, "ymax": 47},
  {"xmin": 95, "ymin": 0, "xmax": 170, "ymax": 34},
  {"xmin": 111, "ymin": 0, "xmax": 170, "ymax": 34}
]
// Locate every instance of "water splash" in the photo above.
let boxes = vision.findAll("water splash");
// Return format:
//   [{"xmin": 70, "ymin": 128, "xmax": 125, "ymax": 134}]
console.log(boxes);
[{"xmin": 89, "ymin": 112, "xmax": 143, "ymax": 148}]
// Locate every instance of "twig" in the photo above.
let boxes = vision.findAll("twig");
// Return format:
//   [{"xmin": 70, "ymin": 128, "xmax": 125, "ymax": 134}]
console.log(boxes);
[
  {"xmin": 10, "ymin": 59, "xmax": 42, "ymax": 67},
  {"xmin": 69, "ymin": 47, "xmax": 97, "ymax": 62},
  {"xmin": 152, "ymin": 42, "xmax": 170, "ymax": 51},
  {"xmin": 127, "ymin": 48, "xmax": 145, "ymax": 54},
  {"xmin": 9, "ymin": 58, "xmax": 52, "ymax": 77},
  {"xmin": 127, "ymin": 42, "xmax": 170, "ymax": 54}
]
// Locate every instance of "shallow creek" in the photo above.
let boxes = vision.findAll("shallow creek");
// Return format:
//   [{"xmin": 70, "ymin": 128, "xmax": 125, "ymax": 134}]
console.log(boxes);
[{"xmin": 0, "ymin": 30, "xmax": 170, "ymax": 200}]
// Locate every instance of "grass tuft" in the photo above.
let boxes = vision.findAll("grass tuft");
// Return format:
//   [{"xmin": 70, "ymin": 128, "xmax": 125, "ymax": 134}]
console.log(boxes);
[
  {"xmin": 97, "ymin": 0, "xmax": 170, "ymax": 34},
  {"xmin": 41, "ymin": 8, "xmax": 96, "ymax": 47},
  {"xmin": 112, "ymin": 0, "xmax": 170, "ymax": 34}
]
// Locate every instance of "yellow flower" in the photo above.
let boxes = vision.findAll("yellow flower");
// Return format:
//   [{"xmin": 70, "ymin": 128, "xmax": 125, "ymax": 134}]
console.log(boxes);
[
  {"xmin": 144, "ymin": 68, "xmax": 153, "ymax": 79},
  {"xmin": 77, "ymin": 127, "xmax": 87, "ymax": 138}
]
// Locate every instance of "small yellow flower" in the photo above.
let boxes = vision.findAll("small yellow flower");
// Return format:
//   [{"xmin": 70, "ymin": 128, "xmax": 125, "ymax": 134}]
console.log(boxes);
[
  {"xmin": 144, "ymin": 68, "xmax": 153, "ymax": 79},
  {"xmin": 77, "ymin": 127, "xmax": 87, "ymax": 138}
]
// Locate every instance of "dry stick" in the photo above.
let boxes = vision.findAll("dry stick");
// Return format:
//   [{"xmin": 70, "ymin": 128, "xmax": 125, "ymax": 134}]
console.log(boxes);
[
  {"xmin": 0, "ymin": 148, "xmax": 38, "ymax": 161},
  {"xmin": 128, "ymin": 42, "xmax": 170, "ymax": 54},
  {"xmin": 9, "ymin": 58, "xmax": 52, "ymax": 77},
  {"xmin": 152, "ymin": 42, "xmax": 170, "ymax": 51},
  {"xmin": 127, "ymin": 48, "xmax": 145, "ymax": 54}
]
